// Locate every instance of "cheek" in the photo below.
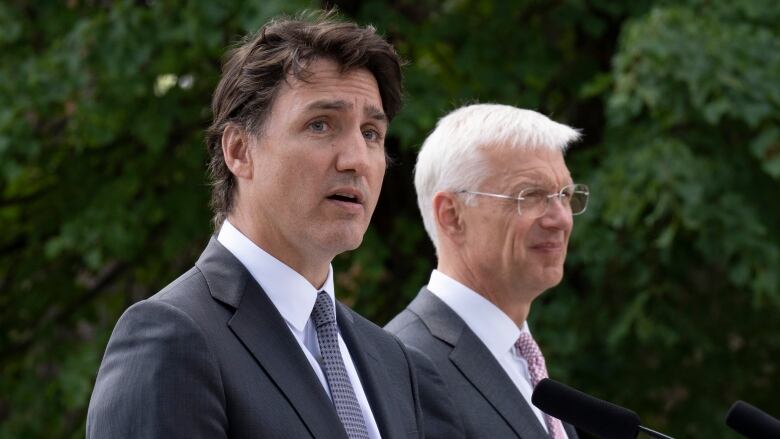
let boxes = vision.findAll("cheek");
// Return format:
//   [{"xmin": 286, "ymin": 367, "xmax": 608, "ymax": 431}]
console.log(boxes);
[
  {"xmin": 464, "ymin": 214, "xmax": 492, "ymax": 249},
  {"xmin": 364, "ymin": 160, "xmax": 386, "ymax": 203},
  {"xmin": 509, "ymin": 223, "xmax": 536, "ymax": 257},
  {"xmin": 290, "ymin": 152, "xmax": 328, "ymax": 184},
  {"xmin": 371, "ymin": 158, "xmax": 385, "ymax": 182},
  {"xmin": 509, "ymin": 220, "xmax": 532, "ymax": 242},
  {"xmin": 507, "ymin": 232, "xmax": 526, "ymax": 265},
  {"xmin": 489, "ymin": 221, "xmax": 516, "ymax": 260},
  {"xmin": 370, "ymin": 154, "xmax": 386, "ymax": 180}
]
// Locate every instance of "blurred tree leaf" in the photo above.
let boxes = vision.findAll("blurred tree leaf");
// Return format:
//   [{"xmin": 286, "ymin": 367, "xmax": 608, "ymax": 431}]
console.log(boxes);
[{"xmin": 1, "ymin": 0, "xmax": 778, "ymax": 438}]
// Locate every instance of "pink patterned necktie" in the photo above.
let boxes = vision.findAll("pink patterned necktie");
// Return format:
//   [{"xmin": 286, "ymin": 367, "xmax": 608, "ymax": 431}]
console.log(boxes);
[{"xmin": 515, "ymin": 332, "xmax": 566, "ymax": 439}]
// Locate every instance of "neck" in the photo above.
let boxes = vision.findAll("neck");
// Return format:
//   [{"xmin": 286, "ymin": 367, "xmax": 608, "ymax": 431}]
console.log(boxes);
[
  {"xmin": 227, "ymin": 210, "xmax": 330, "ymax": 288},
  {"xmin": 437, "ymin": 255, "xmax": 534, "ymax": 327}
]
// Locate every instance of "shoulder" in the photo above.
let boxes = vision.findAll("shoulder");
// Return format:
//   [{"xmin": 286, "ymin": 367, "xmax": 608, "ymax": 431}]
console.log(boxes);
[
  {"xmin": 93, "ymin": 264, "xmax": 225, "ymax": 402},
  {"xmin": 385, "ymin": 307, "xmax": 424, "ymax": 335},
  {"xmin": 99, "ymin": 268, "xmax": 222, "ymax": 378},
  {"xmin": 385, "ymin": 287, "xmax": 449, "ymax": 342},
  {"xmin": 137, "ymin": 265, "xmax": 232, "ymax": 329},
  {"xmin": 87, "ymin": 271, "xmax": 228, "ymax": 437},
  {"xmin": 149, "ymin": 266, "xmax": 209, "ymax": 306},
  {"xmin": 385, "ymin": 308, "xmax": 436, "ymax": 346}
]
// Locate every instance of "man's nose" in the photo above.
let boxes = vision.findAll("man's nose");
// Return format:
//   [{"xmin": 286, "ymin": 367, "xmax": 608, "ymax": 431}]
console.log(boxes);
[
  {"xmin": 335, "ymin": 128, "xmax": 371, "ymax": 175},
  {"xmin": 539, "ymin": 196, "xmax": 573, "ymax": 230}
]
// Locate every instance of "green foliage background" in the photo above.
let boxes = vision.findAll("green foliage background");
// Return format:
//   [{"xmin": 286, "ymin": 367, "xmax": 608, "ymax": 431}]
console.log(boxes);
[{"xmin": 1, "ymin": 0, "xmax": 778, "ymax": 437}]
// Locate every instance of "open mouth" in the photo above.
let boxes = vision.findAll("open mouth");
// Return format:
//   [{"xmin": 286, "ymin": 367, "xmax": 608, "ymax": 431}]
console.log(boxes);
[{"xmin": 327, "ymin": 193, "xmax": 361, "ymax": 204}]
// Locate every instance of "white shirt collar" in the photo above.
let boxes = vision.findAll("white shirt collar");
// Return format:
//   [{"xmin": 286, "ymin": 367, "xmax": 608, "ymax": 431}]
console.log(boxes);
[
  {"xmin": 427, "ymin": 269, "xmax": 531, "ymax": 357},
  {"xmin": 217, "ymin": 219, "xmax": 336, "ymax": 332}
]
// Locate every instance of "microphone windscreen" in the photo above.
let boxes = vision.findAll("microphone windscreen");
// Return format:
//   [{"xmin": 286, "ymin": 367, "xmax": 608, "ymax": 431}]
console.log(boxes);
[
  {"xmin": 532, "ymin": 378, "xmax": 640, "ymax": 439},
  {"xmin": 726, "ymin": 400, "xmax": 780, "ymax": 439}
]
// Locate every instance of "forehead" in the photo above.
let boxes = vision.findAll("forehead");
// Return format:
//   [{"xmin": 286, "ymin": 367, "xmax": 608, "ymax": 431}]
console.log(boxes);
[
  {"xmin": 273, "ymin": 58, "xmax": 383, "ymax": 114},
  {"xmin": 482, "ymin": 145, "xmax": 571, "ymax": 188}
]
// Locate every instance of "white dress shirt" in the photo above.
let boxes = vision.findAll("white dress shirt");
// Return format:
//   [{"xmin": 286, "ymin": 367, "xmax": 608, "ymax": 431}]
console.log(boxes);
[
  {"xmin": 427, "ymin": 269, "xmax": 569, "ymax": 438},
  {"xmin": 218, "ymin": 220, "xmax": 381, "ymax": 439}
]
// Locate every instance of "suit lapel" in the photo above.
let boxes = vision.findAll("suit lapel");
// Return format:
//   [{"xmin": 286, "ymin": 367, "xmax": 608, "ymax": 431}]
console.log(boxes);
[
  {"xmin": 563, "ymin": 421, "xmax": 579, "ymax": 438},
  {"xmin": 451, "ymin": 333, "xmax": 551, "ymax": 438},
  {"xmin": 410, "ymin": 288, "xmax": 550, "ymax": 439},
  {"xmin": 337, "ymin": 304, "xmax": 406, "ymax": 439},
  {"xmin": 197, "ymin": 238, "xmax": 348, "ymax": 439}
]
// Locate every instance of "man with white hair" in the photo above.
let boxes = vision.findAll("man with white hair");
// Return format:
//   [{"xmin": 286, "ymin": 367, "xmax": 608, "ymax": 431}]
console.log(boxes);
[{"xmin": 386, "ymin": 104, "xmax": 588, "ymax": 439}]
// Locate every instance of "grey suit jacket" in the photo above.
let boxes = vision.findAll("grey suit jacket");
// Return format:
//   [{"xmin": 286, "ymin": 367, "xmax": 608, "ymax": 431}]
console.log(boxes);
[
  {"xmin": 87, "ymin": 238, "xmax": 449, "ymax": 439},
  {"xmin": 386, "ymin": 288, "xmax": 579, "ymax": 439}
]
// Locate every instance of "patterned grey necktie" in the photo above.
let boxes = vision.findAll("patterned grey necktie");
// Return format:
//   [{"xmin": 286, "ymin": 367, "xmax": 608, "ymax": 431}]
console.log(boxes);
[
  {"xmin": 516, "ymin": 332, "xmax": 566, "ymax": 439},
  {"xmin": 311, "ymin": 291, "xmax": 370, "ymax": 439}
]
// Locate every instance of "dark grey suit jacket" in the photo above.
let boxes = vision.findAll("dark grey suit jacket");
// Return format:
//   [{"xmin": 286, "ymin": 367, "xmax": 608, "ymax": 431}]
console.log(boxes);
[
  {"xmin": 386, "ymin": 288, "xmax": 579, "ymax": 439},
  {"xmin": 87, "ymin": 239, "xmax": 453, "ymax": 439}
]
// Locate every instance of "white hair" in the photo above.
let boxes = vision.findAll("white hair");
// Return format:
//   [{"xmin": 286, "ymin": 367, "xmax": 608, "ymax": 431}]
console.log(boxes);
[{"xmin": 414, "ymin": 103, "xmax": 582, "ymax": 251}]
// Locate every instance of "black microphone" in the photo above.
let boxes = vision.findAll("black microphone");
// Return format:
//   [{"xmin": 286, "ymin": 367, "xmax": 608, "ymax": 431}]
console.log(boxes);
[
  {"xmin": 531, "ymin": 378, "xmax": 675, "ymax": 439},
  {"xmin": 726, "ymin": 400, "xmax": 780, "ymax": 439}
]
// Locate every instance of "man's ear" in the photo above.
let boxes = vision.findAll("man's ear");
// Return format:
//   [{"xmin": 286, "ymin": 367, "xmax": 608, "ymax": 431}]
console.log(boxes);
[
  {"xmin": 222, "ymin": 123, "xmax": 253, "ymax": 180},
  {"xmin": 432, "ymin": 191, "xmax": 466, "ymax": 245}
]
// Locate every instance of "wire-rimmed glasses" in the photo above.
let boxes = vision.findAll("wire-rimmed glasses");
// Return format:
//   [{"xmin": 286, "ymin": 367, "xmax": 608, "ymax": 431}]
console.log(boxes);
[{"xmin": 458, "ymin": 183, "xmax": 589, "ymax": 218}]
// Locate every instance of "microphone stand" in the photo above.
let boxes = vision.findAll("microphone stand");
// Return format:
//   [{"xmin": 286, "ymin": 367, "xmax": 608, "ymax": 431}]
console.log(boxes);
[{"xmin": 638, "ymin": 425, "xmax": 676, "ymax": 439}]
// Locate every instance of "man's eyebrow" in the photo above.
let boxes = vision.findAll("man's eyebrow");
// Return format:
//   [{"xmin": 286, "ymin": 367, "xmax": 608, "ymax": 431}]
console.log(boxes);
[
  {"xmin": 303, "ymin": 100, "xmax": 387, "ymax": 123},
  {"xmin": 365, "ymin": 105, "xmax": 387, "ymax": 123},
  {"xmin": 507, "ymin": 174, "xmax": 554, "ymax": 190},
  {"xmin": 305, "ymin": 99, "xmax": 351, "ymax": 111},
  {"xmin": 511, "ymin": 175, "xmax": 574, "ymax": 190}
]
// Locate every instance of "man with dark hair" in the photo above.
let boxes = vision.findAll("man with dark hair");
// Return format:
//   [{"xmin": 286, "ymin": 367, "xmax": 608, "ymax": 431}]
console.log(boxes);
[{"xmin": 87, "ymin": 13, "xmax": 458, "ymax": 439}]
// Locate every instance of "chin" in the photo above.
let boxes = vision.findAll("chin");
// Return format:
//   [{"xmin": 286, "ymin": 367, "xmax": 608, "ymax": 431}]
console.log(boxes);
[
  {"xmin": 322, "ymin": 229, "xmax": 366, "ymax": 255},
  {"xmin": 541, "ymin": 267, "xmax": 565, "ymax": 288},
  {"xmin": 341, "ymin": 236, "xmax": 363, "ymax": 252}
]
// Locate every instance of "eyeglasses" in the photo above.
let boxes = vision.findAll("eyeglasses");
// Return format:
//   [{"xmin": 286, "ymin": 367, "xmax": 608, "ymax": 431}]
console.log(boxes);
[{"xmin": 458, "ymin": 183, "xmax": 589, "ymax": 218}]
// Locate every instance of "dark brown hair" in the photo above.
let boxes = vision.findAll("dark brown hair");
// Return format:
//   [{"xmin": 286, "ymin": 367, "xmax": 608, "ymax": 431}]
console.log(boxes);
[{"xmin": 206, "ymin": 11, "xmax": 403, "ymax": 230}]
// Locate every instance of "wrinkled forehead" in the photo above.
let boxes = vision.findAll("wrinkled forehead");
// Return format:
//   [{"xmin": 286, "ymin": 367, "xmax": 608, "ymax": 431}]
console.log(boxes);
[
  {"xmin": 479, "ymin": 144, "xmax": 572, "ymax": 189},
  {"xmin": 283, "ymin": 57, "xmax": 381, "ymax": 97},
  {"xmin": 278, "ymin": 59, "xmax": 383, "ymax": 110}
]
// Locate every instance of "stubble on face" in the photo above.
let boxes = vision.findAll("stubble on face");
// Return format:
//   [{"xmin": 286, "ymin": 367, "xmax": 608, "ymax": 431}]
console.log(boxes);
[{"xmin": 232, "ymin": 58, "xmax": 387, "ymax": 285}]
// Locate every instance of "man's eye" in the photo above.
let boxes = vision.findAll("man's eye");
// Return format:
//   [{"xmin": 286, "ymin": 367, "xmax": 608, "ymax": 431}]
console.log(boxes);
[
  {"xmin": 522, "ymin": 189, "xmax": 547, "ymax": 200},
  {"xmin": 523, "ymin": 189, "xmax": 547, "ymax": 197},
  {"xmin": 363, "ymin": 129, "xmax": 381, "ymax": 141},
  {"xmin": 309, "ymin": 120, "xmax": 328, "ymax": 132}
]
